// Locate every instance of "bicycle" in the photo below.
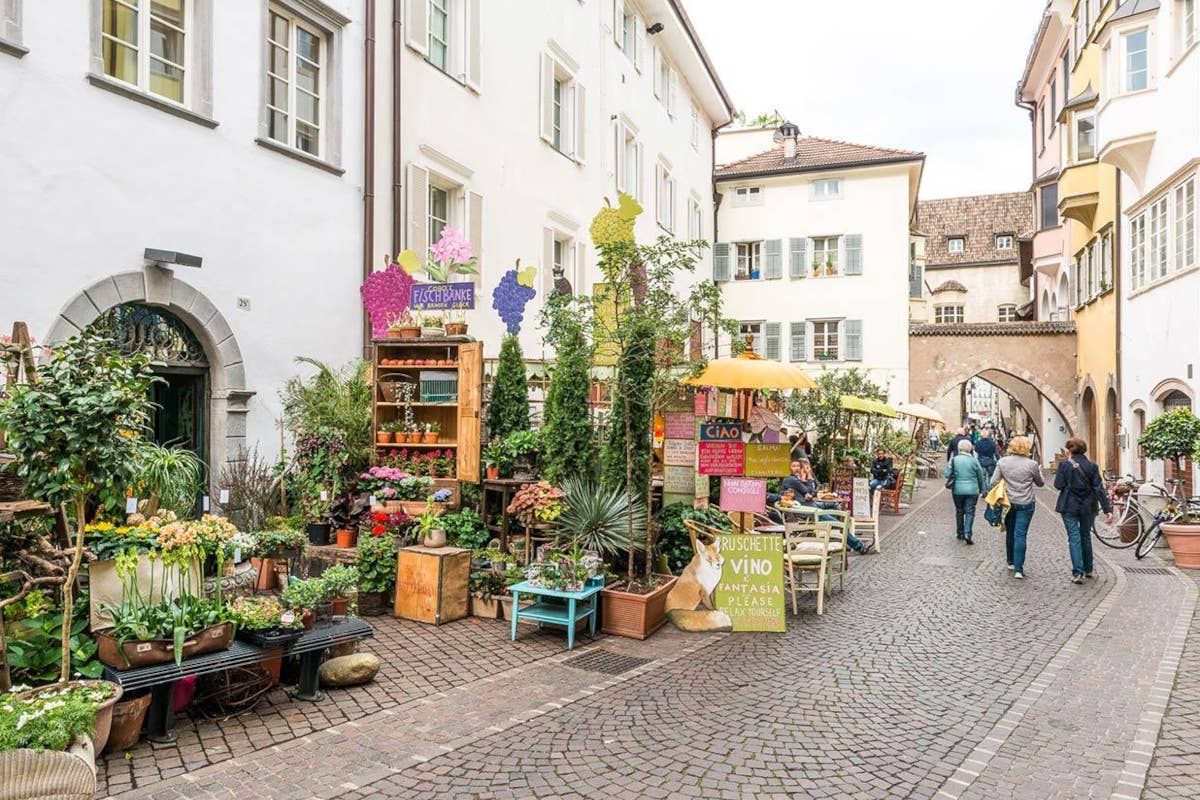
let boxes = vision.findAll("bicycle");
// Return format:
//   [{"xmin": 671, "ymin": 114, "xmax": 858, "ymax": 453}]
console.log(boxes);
[
  {"xmin": 1092, "ymin": 474, "xmax": 1155, "ymax": 550},
  {"xmin": 1135, "ymin": 490, "xmax": 1200, "ymax": 559}
]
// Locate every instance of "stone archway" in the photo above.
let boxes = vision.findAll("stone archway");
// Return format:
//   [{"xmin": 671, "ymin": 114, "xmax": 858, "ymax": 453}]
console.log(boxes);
[{"xmin": 44, "ymin": 266, "xmax": 254, "ymax": 480}]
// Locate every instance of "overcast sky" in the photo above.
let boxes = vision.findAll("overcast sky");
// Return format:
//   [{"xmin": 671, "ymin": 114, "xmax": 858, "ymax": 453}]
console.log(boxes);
[{"xmin": 686, "ymin": 0, "xmax": 1047, "ymax": 199}]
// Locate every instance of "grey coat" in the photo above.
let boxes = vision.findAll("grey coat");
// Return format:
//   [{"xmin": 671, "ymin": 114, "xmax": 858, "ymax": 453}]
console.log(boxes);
[{"xmin": 989, "ymin": 455, "xmax": 1045, "ymax": 505}]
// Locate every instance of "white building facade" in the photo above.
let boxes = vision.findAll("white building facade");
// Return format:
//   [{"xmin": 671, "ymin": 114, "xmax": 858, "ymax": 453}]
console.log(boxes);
[
  {"xmin": 1100, "ymin": 0, "xmax": 1200, "ymax": 487},
  {"xmin": 712, "ymin": 126, "xmax": 924, "ymax": 405},
  {"xmin": 0, "ymin": 0, "xmax": 390, "ymax": 475},
  {"xmin": 394, "ymin": 0, "xmax": 733, "ymax": 360}
]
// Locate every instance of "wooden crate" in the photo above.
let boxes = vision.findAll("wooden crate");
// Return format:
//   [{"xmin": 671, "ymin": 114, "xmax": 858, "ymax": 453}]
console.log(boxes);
[{"xmin": 393, "ymin": 546, "xmax": 470, "ymax": 624}]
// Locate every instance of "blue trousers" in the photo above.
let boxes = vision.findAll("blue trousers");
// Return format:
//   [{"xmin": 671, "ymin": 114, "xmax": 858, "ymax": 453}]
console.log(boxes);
[
  {"xmin": 1005, "ymin": 503, "xmax": 1036, "ymax": 572},
  {"xmin": 1061, "ymin": 511, "xmax": 1095, "ymax": 576},
  {"xmin": 953, "ymin": 494, "xmax": 978, "ymax": 540}
]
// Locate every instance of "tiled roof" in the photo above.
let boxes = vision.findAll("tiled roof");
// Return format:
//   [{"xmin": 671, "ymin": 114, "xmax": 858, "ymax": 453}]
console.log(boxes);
[
  {"xmin": 1107, "ymin": 0, "xmax": 1161, "ymax": 26},
  {"xmin": 909, "ymin": 321, "xmax": 1076, "ymax": 336},
  {"xmin": 715, "ymin": 136, "xmax": 924, "ymax": 179},
  {"xmin": 917, "ymin": 192, "xmax": 1034, "ymax": 267},
  {"xmin": 932, "ymin": 280, "xmax": 968, "ymax": 293}
]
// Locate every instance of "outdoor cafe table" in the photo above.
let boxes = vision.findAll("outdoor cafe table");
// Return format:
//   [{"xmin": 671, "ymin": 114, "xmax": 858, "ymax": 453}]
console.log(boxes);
[{"xmin": 507, "ymin": 580, "xmax": 602, "ymax": 650}]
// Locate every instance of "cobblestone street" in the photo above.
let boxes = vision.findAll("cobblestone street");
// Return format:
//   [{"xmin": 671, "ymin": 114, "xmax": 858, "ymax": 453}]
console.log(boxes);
[{"xmin": 96, "ymin": 486, "xmax": 1200, "ymax": 800}]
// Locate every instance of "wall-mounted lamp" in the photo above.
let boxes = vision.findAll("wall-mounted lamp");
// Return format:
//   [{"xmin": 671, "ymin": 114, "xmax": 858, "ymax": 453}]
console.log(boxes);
[
  {"xmin": 144, "ymin": 248, "xmax": 202, "ymax": 269},
  {"xmin": 646, "ymin": 22, "xmax": 664, "ymax": 35}
]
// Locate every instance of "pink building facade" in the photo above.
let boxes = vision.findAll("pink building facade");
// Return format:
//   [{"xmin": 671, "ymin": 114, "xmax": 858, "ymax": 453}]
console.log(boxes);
[{"xmin": 1018, "ymin": 2, "xmax": 1072, "ymax": 321}]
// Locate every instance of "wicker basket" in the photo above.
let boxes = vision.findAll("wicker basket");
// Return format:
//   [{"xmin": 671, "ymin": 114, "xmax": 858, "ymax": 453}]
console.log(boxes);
[
  {"xmin": 0, "ymin": 744, "xmax": 97, "ymax": 800},
  {"xmin": 377, "ymin": 373, "xmax": 417, "ymax": 404}
]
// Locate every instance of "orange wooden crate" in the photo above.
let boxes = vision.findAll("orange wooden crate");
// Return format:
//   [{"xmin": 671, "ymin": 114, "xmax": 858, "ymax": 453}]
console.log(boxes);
[{"xmin": 393, "ymin": 546, "xmax": 470, "ymax": 624}]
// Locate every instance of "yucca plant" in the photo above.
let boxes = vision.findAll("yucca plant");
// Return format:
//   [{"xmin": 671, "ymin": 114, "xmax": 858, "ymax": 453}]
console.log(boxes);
[
  {"xmin": 556, "ymin": 477, "xmax": 646, "ymax": 557},
  {"xmin": 133, "ymin": 441, "xmax": 205, "ymax": 517}
]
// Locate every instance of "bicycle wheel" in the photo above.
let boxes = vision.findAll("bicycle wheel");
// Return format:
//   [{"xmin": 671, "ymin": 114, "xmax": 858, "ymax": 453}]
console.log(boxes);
[
  {"xmin": 1135, "ymin": 522, "xmax": 1162, "ymax": 559},
  {"xmin": 1093, "ymin": 512, "xmax": 1139, "ymax": 549}
]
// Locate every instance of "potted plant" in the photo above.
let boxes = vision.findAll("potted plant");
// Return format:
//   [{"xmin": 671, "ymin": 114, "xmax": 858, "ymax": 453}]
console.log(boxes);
[
  {"xmin": 335, "ymin": 526, "xmax": 358, "ymax": 548},
  {"xmin": 1139, "ymin": 409, "xmax": 1200, "ymax": 567},
  {"xmin": 421, "ymin": 312, "xmax": 446, "ymax": 337},
  {"xmin": 0, "ymin": 683, "xmax": 115, "ymax": 790},
  {"xmin": 320, "ymin": 565, "xmax": 358, "ymax": 615},
  {"xmin": 228, "ymin": 595, "xmax": 304, "ymax": 648},
  {"xmin": 414, "ymin": 498, "xmax": 446, "ymax": 548},
  {"xmin": 388, "ymin": 310, "xmax": 421, "ymax": 340},
  {"xmin": 281, "ymin": 578, "xmax": 328, "ymax": 629},
  {"xmin": 483, "ymin": 438, "xmax": 510, "ymax": 481},
  {"xmin": 506, "ymin": 430, "xmax": 541, "ymax": 481},
  {"xmin": 302, "ymin": 494, "xmax": 332, "ymax": 546},
  {"xmin": 15, "ymin": 680, "xmax": 122, "ymax": 756},
  {"xmin": 468, "ymin": 570, "xmax": 505, "ymax": 618},
  {"xmin": 377, "ymin": 422, "xmax": 396, "ymax": 444},
  {"xmin": 423, "ymin": 422, "xmax": 441, "ymax": 444},
  {"xmin": 356, "ymin": 525, "xmax": 397, "ymax": 615},
  {"xmin": 445, "ymin": 310, "xmax": 469, "ymax": 337},
  {"xmin": 249, "ymin": 527, "xmax": 307, "ymax": 591},
  {"xmin": 506, "ymin": 481, "xmax": 565, "ymax": 531},
  {"xmin": 811, "ymin": 260, "xmax": 820, "ymax": 277},
  {"xmin": 825, "ymin": 258, "xmax": 836, "ymax": 276}
]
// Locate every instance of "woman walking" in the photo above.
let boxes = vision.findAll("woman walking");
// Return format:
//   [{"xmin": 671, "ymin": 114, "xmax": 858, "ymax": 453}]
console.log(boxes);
[
  {"xmin": 945, "ymin": 440, "xmax": 988, "ymax": 544},
  {"xmin": 975, "ymin": 428, "xmax": 999, "ymax": 479},
  {"xmin": 989, "ymin": 436, "xmax": 1044, "ymax": 579},
  {"xmin": 1054, "ymin": 437, "xmax": 1113, "ymax": 584}
]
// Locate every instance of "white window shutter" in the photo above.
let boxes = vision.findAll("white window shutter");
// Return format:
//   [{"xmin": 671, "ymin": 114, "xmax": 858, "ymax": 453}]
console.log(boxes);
[
  {"xmin": 542, "ymin": 228, "xmax": 556, "ymax": 296},
  {"xmin": 668, "ymin": 70, "xmax": 678, "ymax": 116},
  {"xmin": 764, "ymin": 240, "xmax": 783, "ymax": 279},
  {"xmin": 407, "ymin": 163, "xmax": 429, "ymax": 256},
  {"xmin": 612, "ymin": 0, "xmax": 624, "ymax": 45},
  {"xmin": 575, "ymin": 241, "xmax": 586, "ymax": 288},
  {"xmin": 634, "ymin": 141, "xmax": 644, "ymax": 201},
  {"xmin": 844, "ymin": 319, "xmax": 863, "ymax": 361},
  {"xmin": 614, "ymin": 123, "xmax": 626, "ymax": 193},
  {"xmin": 765, "ymin": 323, "xmax": 781, "ymax": 361},
  {"xmin": 465, "ymin": 0, "xmax": 482, "ymax": 91},
  {"xmin": 653, "ymin": 47, "xmax": 662, "ymax": 98},
  {"xmin": 405, "ymin": 0, "xmax": 429, "ymax": 56},
  {"xmin": 539, "ymin": 54, "xmax": 554, "ymax": 143},
  {"xmin": 845, "ymin": 234, "xmax": 863, "ymax": 275},
  {"xmin": 789, "ymin": 322, "xmax": 807, "ymax": 361},
  {"xmin": 468, "ymin": 191, "xmax": 483, "ymax": 281},
  {"xmin": 790, "ymin": 237, "xmax": 807, "ymax": 279},
  {"xmin": 713, "ymin": 242, "xmax": 730, "ymax": 281},
  {"xmin": 634, "ymin": 14, "xmax": 646, "ymax": 71},
  {"xmin": 574, "ymin": 83, "xmax": 587, "ymax": 163}
]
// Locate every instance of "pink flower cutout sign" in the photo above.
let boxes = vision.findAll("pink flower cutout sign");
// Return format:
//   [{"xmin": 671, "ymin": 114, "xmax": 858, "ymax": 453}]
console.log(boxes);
[{"xmin": 360, "ymin": 263, "xmax": 415, "ymax": 338}]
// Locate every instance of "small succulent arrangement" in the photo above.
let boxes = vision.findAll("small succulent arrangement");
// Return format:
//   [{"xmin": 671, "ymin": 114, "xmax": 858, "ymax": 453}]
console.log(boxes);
[
  {"xmin": 228, "ymin": 596, "xmax": 303, "ymax": 631},
  {"xmin": 522, "ymin": 544, "xmax": 600, "ymax": 593},
  {"xmin": 506, "ymin": 481, "xmax": 565, "ymax": 526},
  {"xmin": 0, "ymin": 682, "xmax": 116, "ymax": 752}
]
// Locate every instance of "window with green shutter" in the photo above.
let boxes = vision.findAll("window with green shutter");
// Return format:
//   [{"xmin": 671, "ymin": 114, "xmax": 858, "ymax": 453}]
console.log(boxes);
[
  {"xmin": 845, "ymin": 234, "xmax": 863, "ymax": 275},
  {"xmin": 789, "ymin": 237, "xmax": 807, "ymax": 278},
  {"xmin": 844, "ymin": 319, "xmax": 863, "ymax": 361},
  {"xmin": 764, "ymin": 240, "xmax": 782, "ymax": 279},
  {"xmin": 789, "ymin": 321, "xmax": 806, "ymax": 361},
  {"xmin": 764, "ymin": 322, "xmax": 781, "ymax": 361},
  {"xmin": 713, "ymin": 242, "xmax": 730, "ymax": 281}
]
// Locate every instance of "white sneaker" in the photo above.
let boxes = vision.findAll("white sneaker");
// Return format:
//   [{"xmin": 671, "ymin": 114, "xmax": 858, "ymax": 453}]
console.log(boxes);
[
  {"xmin": 1071, "ymin": 574, "xmax": 1084, "ymax": 584},
  {"xmin": 1007, "ymin": 564, "xmax": 1015, "ymax": 570},
  {"xmin": 1013, "ymin": 572, "xmax": 1025, "ymax": 580}
]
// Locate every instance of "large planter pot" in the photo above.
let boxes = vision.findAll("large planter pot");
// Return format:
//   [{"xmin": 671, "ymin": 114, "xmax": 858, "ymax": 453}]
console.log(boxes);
[
  {"xmin": 307, "ymin": 522, "xmax": 331, "ymax": 546},
  {"xmin": 470, "ymin": 593, "xmax": 499, "ymax": 619},
  {"xmin": 17, "ymin": 681, "xmax": 122, "ymax": 756},
  {"xmin": 105, "ymin": 693, "xmax": 151, "ymax": 753},
  {"xmin": 95, "ymin": 622, "xmax": 234, "ymax": 670},
  {"xmin": 600, "ymin": 575, "xmax": 678, "ymax": 640},
  {"xmin": 422, "ymin": 528, "xmax": 447, "ymax": 548},
  {"xmin": 0, "ymin": 738, "xmax": 97, "ymax": 799},
  {"xmin": 1162, "ymin": 522, "xmax": 1200, "ymax": 568},
  {"xmin": 251, "ymin": 557, "xmax": 277, "ymax": 590}
]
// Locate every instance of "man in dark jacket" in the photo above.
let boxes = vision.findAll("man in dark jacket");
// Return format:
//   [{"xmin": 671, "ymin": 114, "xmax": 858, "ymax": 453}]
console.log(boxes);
[
  {"xmin": 975, "ymin": 429, "xmax": 1000, "ymax": 479},
  {"xmin": 868, "ymin": 448, "xmax": 894, "ymax": 493},
  {"xmin": 946, "ymin": 427, "xmax": 971, "ymax": 461},
  {"xmin": 1054, "ymin": 437, "xmax": 1113, "ymax": 583}
]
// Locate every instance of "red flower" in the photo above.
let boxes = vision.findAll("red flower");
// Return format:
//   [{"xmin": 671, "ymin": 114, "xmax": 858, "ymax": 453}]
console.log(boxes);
[
  {"xmin": 372, "ymin": 524, "xmax": 386, "ymax": 536},
  {"xmin": 373, "ymin": 511, "xmax": 389, "ymax": 523}
]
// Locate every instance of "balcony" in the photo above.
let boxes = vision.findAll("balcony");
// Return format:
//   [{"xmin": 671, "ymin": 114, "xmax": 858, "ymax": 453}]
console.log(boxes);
[
  {"xmin": 1057, "ymin": 161, "xmax": 1102, "ymax": 227},
  {"xmin": 1098, "ymin": 89, "xmax": 1158, "ymax": 192}
]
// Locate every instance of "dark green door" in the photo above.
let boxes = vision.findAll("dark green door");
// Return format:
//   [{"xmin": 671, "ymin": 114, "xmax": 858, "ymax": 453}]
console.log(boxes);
[{"xmin": 150, "ymin": 369, "xmax": 206, "ymax": 462}]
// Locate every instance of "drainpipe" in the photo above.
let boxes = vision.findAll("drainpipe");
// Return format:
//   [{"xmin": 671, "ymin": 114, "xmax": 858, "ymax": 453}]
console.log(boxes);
[
  {"xmin": 362, "ymin": 0, "xmax": 377, "ymax": 358},
  {"xmin": 710, "ymin": 117, "xmax": 733, "ymax": 359},
  {"xmin": 1114, "ymin": 167, "xmax": 1122, "ymax": 463},
  {"xmin": 392, "ymin": 0, "xmax": 404, "ymax": 254}
]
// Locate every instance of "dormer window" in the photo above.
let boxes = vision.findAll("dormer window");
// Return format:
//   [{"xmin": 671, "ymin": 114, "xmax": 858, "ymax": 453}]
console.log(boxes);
[
  {"xmin": 996, "ymin": 234, "xmax": 1014, "ymax": 250},
  {"xmin": 948, "ymin": 237, "xmax": 965, "ymax": 253}
]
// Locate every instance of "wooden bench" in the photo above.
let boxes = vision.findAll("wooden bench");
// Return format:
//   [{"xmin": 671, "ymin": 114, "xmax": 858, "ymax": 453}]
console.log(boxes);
[{"xmin": 102, "ymin": 618, "xmax": 374, "ymax": 743}]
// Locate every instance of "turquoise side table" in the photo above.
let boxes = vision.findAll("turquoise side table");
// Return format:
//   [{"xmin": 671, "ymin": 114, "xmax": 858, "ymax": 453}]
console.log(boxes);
[{"xmin": 507, "ymin": 580, "xmax": 603, "ymax": 650}]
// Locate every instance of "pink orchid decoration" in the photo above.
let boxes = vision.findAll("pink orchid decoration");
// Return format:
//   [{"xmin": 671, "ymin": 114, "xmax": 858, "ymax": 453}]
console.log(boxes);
[
  {"xmin": 430, "ymin": 225, "xmax": 473, "ymax": 266},
  {"xmin": 360, "ymin": 263, "xmax": 415, "ymax": 338}
]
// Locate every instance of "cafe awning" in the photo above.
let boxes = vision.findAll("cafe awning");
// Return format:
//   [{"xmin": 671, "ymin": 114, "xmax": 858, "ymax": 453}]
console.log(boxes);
[{"xmin": 838, "ymin": 395, "xmax": 900, "ymax": 418}]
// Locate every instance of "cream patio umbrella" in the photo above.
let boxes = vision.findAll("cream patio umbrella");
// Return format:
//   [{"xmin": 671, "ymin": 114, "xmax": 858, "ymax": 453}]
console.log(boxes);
[{"xmin": 682, "ymin": 350, "xmax": 817, "ymax": 391}]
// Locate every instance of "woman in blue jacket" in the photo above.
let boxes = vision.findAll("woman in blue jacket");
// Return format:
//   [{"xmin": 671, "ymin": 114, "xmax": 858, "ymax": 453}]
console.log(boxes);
[
  {"xmin": 1054, "ymin": 437, "xmax": 1113, "ymax": 584},
  {"xmin": 944, "ymin": 439, "xmax": 988, "ymax": 544},
  {"xmin": 975, "ymin": 428, "xmax": 999, "ymax": 479}
]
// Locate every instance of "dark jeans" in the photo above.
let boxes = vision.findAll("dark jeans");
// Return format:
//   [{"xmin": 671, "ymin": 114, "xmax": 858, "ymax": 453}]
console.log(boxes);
[
  {"xmin": 952, "ymin": 494, "xmax": 978, "ymax": 540},
  {"xmin": 1061, "ymin": 511, "xmax": 1095, "ymax": 576},
  {"xmin": 1005, "ymin": 503, "xmax": 1036, "ymax": 572}
]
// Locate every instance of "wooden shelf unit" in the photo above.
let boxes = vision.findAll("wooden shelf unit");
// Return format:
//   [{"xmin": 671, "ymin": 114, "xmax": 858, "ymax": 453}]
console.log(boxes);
[{"xmin": 371, "ymin": 338, "xmax": 482, "ymax": 483}]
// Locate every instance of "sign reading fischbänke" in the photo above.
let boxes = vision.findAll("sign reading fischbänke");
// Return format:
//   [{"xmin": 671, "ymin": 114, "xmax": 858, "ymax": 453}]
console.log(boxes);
[{"xmin": 409, "ymin": 282, "xmax": 475, "ymax": 310}]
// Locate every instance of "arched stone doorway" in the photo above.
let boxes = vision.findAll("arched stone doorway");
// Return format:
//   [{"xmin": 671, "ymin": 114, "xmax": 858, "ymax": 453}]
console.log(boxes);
[
  {"xmin": 1130, "ymin": 404, "xmax": 1147, "ymax": 478},
  {"xmin": 45, "ymin": 267, "xmax": 254, "ymax": 480},
  {"xmin": 1081, "ymin": 386, "xmax": 1097, "ymax": 455},
  {"xmin": 1104, "ymin": 387, "xmax": 1119, "ymax": 473}
]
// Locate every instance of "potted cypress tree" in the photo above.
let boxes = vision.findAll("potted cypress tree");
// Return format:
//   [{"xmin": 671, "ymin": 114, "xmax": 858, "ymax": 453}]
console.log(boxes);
[{"xmin": 1140, "ymin": 409, "xmax": 1200, "ymax": 568}]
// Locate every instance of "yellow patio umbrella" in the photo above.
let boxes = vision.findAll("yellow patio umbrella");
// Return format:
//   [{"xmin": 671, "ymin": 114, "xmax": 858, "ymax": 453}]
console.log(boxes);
[
  {"xmin": 683, "ymin": 350, "xmax": 817, "ymax": 391},
  {"xmin": 895, "ymin": 402, "xmax": 947, "ymax": 427}
]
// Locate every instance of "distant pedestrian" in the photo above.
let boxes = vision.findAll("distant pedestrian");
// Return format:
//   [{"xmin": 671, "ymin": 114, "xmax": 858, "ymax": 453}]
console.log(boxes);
[
  {"xmin": 946, "ymin": 427, "xmax": 971, "ymax": 461},
  {"xmin": 975, "ymin": 428, "xmax": 999, "ymax": 479},
  {"xmin": 945, "ymin": 439, "xmax": 988, "ymax": 544},
  {"xmin": 1054, "ymin": 437, "xmax": 1113, "ymax": 584},
  {"xmin": 869, "ymin": 447, "xmax": 895, "ymax": 496},
  {"xmin": 989, "ymin": 436, "xmax": 1044, "ymax": 579}
]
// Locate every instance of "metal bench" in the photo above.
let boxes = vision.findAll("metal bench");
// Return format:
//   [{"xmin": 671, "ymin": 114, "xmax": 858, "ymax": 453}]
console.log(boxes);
[{"xmin": 102, "ymin": 618, "xmax": 374, "ymax": 742}]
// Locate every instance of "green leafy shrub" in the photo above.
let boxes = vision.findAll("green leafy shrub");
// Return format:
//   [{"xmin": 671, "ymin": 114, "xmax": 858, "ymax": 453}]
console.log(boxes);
[
  {"xmin": 1139, "ymin": 408, "xmax": 1200, "ymax": 463},
  {"xmin": 5, "ymin": 601, "xmax": 103, "ymax": 685},
  {"xmin": 320, "ymin": 565, "xmax": 358, "ymax": 599},
  {"xmin": 0, "ymin": 683, "xmax": 113, "ymax": 751},
  {"xmin": 442, "ymin": 509, "xmax": 488, "ymax": 550},
  {"xmin": 356, "ymin": 532, "xmax": 397, "ymax": 594},
  {"xmin": 280, "ymin": 578, "xmax": 327, "ymax": 610},
  {"xmin": 486, "ymin": 336, "xmax": 530, "ymax": 442},
  {"xmin": 654, "ymin": 504, "xmax": 732, "ymax": 575},
  {"xmin": 539, "ymin": 296, "xmax": 596, "ymax": 484}
]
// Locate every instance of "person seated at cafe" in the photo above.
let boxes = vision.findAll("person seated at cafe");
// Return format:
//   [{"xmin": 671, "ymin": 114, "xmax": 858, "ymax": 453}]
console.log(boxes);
[
  {"xmin": 777, "ymin": 459, "xmax": 874, "ymax": 554},
  {"xmin": 869, "ymin": 448, "xmax": 895, "ymax": 495}
]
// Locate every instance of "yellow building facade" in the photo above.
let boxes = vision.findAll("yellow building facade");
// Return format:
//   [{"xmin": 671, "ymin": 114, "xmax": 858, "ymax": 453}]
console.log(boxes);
[{"xmin": 1058, "ymin": 0, "xmax": 1120, "ymax": 470}]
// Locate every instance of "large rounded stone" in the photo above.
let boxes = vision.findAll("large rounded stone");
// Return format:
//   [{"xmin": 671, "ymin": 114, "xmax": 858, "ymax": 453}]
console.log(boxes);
[{"xmin": 318, "ymin": 653, "xmax": 381, "ymax": 687}]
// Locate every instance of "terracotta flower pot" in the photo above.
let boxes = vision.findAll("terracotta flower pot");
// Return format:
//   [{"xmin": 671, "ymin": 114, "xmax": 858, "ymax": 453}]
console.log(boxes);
[
  {"xmin": 335, "ymin": 528, "xmax": 357, "ymax": 548},
  {"xmin": 486, "ymin": 466, "xmax": 500, "ymax": 480},
  {"xmin": 330, "ymin": 597, "xmax": 350, "ymax": 616},
  {"xmin": 20, "ymin": 680, "xmax": 122, "ymax": 755},
  {"xmin": 251, "ymin": 557, "xmax": 277, "ymax": 590},
  {"xmin": 105, "ymin": 692, "xmax": 151, "ymax": 753},
  {"xmin": 377, "ymin": 432, "xmax": 394, "ymax": 444},
  {"xmin": 422, "ymin": 432, "xmax": 439, "ymax": 444},
  {"xmin": 301, "ymin": 609, "xmax": 315, "ymax": 630},
  {"xmin": 445, "ymin": 322, "xmax": 468, "ymax": 336},
  {"xmin": 600, "ymin": 575, "xmax": 678, "ymax": 640},
  {"xmin": 1162, "ymin": 522, "xmax": 1200, "ymax": 569}
]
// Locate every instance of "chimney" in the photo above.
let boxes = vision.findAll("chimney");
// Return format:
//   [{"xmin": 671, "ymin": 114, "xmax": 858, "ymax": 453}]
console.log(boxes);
[{"xmin": 774, "ymin": 122, "xmax": 801, "ymax": 160}]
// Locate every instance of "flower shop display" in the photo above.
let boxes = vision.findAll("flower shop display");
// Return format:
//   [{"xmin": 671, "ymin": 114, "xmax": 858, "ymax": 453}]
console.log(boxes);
[
  {"xmin": 379, "ymin": 448, "xmax": 457, "ymax": 479},
  {"xmin": 356, "ymin": 527, "xmax": 398, "ymax": 616},
  {"xmin": 319, "ymin": 565, "xmax": 358, "ymax": 615},
  {"xmin": 229, "ymin": 596, "xmax": 305, "ymax": 648},
  {"xmin": 506, "ymin": 482, "xmax": 565, "ymax": 528}
]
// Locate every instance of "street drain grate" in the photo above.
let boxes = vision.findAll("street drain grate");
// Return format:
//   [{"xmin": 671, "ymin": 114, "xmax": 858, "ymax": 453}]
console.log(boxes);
[
  {"xmin": 919, "ymin": 556, "xmax": 981, "ymax": 569},
  {"xmin": 563, "ymin": 650, "xmax": 653, "ymax": 675},
  {"xmin": 1122, "ymin": 566, "xmax": 1174, "ymax": 575}
]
